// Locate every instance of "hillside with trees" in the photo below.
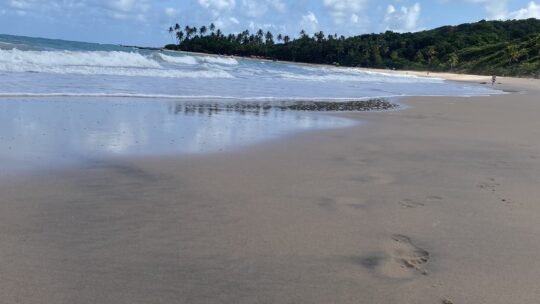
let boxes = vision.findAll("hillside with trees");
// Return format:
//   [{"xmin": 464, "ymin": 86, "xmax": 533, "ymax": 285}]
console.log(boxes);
[{"xmin": 165, "ymin": 19, "xmax": 540, "ymax": 77}]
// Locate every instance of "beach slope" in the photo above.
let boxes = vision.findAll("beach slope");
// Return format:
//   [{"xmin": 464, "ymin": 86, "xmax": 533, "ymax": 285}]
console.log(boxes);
[{"xmin": 1, "ymin": 77, "xmax": 539, "ymax": 304}]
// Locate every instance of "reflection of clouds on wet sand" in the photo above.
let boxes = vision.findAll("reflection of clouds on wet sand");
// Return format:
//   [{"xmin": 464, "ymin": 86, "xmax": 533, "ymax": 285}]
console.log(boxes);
[{"xmin": 0, "ymin": 97, "xmax": 355, "ymax": 173}]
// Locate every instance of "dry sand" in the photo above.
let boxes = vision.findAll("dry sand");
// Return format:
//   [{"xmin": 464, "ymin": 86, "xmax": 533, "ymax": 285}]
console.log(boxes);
[{"xmin": 1, "ymin": 77, "xmax": 539, "ymax": 304}]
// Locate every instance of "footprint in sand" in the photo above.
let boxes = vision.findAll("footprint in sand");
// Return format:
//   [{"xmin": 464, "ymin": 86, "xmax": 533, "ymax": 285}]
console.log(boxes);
[
  {"xmin": 332, "ymin": 155, "xmax": 370, "ymax": 166},
  {"xmin": 477, "ymin": 178, "xmax": 514, "ymax": 206},
  {"xmin": 361, "ymin": 234, "xmax": 430, "ymax": 279},
  {"xmin": 399, "ymin": 199, "xmax": 425, "ymax": 208},
  {"xmin": 348, "ymin": 157, "xmax": 370, "ymax": 166},
  {"xmin": 477, "ymin": 178, "xmax": 499, "ymax": 192},
  {"xmin": 349, "ymin": 173, "xmax": 394, "ymax": 185},
  {"xmin": 399, "ymin": 196, "xmax": 442, "ymax": 208},
  {"xmin": 317, "ymin": 197, "xmax": 366, "ymax": 213}
]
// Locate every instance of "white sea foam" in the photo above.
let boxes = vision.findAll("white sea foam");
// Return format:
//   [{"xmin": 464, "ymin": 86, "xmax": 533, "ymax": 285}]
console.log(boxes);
[
  {"xmin": 0, "ymin": 49, "xmax": 233, "ymax": 78},
  {"xmin": 279, "ymin": 71, "xmax": 440, "ymax": 83},
  {"xmin": 286, "ymin": 66, "xmax": 444, "ymax": 83},
  {"xmin": 0, "ymin": 39, "xmax": 499, "ymax": 100},
  {"xmin": 199, "ymin": 56, "xmax": 239, "ymax": 65},
  {"xmin": 154, "ymin": 53, "xmax": 238, "ymax": 66},
  {"xmin": 0, "ymin": 49, "xmax": 161, "ymax": 68},
  {"xmin": 154, "ymin": 53, "xmax": 198, "ymax": 65},
  {"xmin": 0, "ymin": 92, "xmax": 402, "ymax": 101}
]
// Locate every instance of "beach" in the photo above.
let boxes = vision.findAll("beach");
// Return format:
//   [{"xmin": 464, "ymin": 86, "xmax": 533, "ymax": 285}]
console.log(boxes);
[{"xmin": 1, "ymin": 75, "xmax": 539, "ymax": 303}]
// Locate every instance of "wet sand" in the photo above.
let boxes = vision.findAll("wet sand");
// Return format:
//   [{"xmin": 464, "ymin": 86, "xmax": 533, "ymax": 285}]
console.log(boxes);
[{"xmin": 1, "ymin": 77, "xmax": 540, "ymax": 303}]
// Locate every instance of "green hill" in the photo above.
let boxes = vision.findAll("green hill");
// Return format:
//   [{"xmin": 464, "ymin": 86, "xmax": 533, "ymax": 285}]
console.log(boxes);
[{"xmin": 165, "ymin": 19, "xmax": 540, "ymax": 77}]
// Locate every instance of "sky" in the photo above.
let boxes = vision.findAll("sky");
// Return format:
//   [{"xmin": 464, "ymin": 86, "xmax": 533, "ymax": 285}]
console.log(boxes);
[{"xmin": 1, "ymin": 0, "xmax": 539, "ymax": 46}]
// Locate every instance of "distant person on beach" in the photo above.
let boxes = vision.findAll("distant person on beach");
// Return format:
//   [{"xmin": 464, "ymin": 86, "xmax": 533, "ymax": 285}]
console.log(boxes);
[{"xmin": 491, "ymin": 74, "xmax": 497, "ymax": 86}]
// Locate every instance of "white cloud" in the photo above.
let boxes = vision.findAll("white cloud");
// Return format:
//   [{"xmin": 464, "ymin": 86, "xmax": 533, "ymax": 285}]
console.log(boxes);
[
  {"xmin": 384, "ymin": 3, "xmax": 422, "ymax": 32},
  {"xmin": 102, "ymin": 0, "xmax": 150, "ymax": 22},
  {"xmin": 8, "ymin": 0, "xmax": 35, "ymax": 10},
  {"xmin": 241, "ymin": 0, "xmax": 286, "ymax": 17},
  {"xmin": 323, "ymin": 0, "xmax": 368, "ymax": 24},
  {"xmin": 270, "ymin": 0, "xmax": 286, "ymax": 12},
  {"xmin": 461, "ymin": 0, "xmax": 540, "ymax": 20},
  {"xmin": 212, "ymin": 15, "xmax": 243, "ymax": 30},
  {"xmin": 198, "ymin": 0, "xmax": 236, "ymax": 11},
  {"xmin": 247, "ymin": 20, "xmax": 281, "ymax": 32},
  {"xmin": 109, "ymin": 0, "xmax": 137, "ymax": 12},
  {"xmin": 300, "ymin": 11, "xmax": 319, "ymax": 34},
  {"xmin": 0, "ymin": 0, "xmax": 164, "ymax": 24},
  {"xmin": 460, "ymin": 0, "xmax": 508, "ymax": 19},
  {"xmin": 242, "ymin": 0, "xmax": 266, "ymax": 17},
  {"xmin": 386, "ymin": 4, "xmax": 395, "ymax": 15},
  {"xmin": 507, "ymin": 1, "xmax": 540, "ymax": 19},
  {"xmin": 164, "ymin": 7, "xmax": 178, "ymax": 18}
]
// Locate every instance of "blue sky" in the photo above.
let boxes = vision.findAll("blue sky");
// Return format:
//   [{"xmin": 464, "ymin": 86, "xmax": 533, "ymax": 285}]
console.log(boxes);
[{"xmin": 1, "ymin": 0, "xmax": 539, "ymax": 46}]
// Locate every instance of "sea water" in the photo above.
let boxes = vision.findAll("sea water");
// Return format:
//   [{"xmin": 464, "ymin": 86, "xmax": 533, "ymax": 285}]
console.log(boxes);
[{"xmin": 0, "ymin": 34, "xmax": 499, "ymax": 172}]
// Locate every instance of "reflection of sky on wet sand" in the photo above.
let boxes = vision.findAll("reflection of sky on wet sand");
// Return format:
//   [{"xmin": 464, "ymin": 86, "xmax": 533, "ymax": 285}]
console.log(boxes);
[{"xmin": 0, "ymin": 98, "xmax": 355, "ymax": 173}]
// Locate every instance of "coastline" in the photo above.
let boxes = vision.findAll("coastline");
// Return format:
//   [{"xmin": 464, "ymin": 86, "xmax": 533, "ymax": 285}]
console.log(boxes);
[
  {"xmin": 163, "ymin": 48, "xmax": 527, "ymax": 84},
  {"xmin": 1, "ymin": 77, "xmax": 540, "ymax": 303}
]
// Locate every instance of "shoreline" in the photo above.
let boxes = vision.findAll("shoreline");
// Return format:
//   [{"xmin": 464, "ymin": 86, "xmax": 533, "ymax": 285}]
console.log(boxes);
[
  {"xmin": 1, "ymin": 78, "xmax": 539, "ymax": 303},
  {"xmin": 163, "ymin": 48, "xmax": 534, "ymax": 84}
]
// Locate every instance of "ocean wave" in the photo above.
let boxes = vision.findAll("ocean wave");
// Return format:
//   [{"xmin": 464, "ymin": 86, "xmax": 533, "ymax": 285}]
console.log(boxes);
[
  {"xmin": 279, "ymin": 70, "xmax": 443, "ymax": 83},
  {"xmin": 199, "ymin": 56, "xmax": 239, "ymax": 65},
  {"xmin": 0, "ymin": 49, "xmax": 161, "ymax": 68},
  {"xmin": 156, "ymin": 52, "xmax": 239, "ymax": 65},
  {"xmin": 0, "ymin": 49, "xmax": 234, "ymax": 78},
  {"xmin": 154, "ymin": 53, "xmax": 198, "ymax": 65},
  {"xmin": 291, "ymin": 65, "xmax": 445, "ymax": 83},
  {"xmin": 0, "ymin": 92, "xmax": 403, "ymax": 101},
  {"xmin": 0, "ymin": 42, "xmax": 37, "ymax": 51},
  {"xmin": 0, "ymin": 65, "xmax": 233, "ymax": 78}
]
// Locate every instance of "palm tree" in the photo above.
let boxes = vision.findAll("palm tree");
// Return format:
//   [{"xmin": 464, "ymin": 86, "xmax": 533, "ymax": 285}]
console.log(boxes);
[
  {"xmin": 184, "ymin": 26, "xmax": 197, "ymax": 39},
  {"xmin": 427, "ymin": 46, "xmax": 437, "ymax": 66},
  {"xmin": 210, "ymin": 23, "xmax": 216, "ymax": 32},
  {"xmin": 200, "ymin": 26, "xmax": 207, "ymax": 36},
  {"xmin": 168, "ymin": 26, "xmax": 175, "ymax": 43},
  {"xmin": 415, "ymin": 50, "xmax": 425, "ymax": 63},
  {"xmin": 184, "ymin": 26, "xmax": 191, "ymax": 39},
  {"xmin": 506, "ymin": 44, "xmax": 520, "ymax": 63},
  {"xmin": 283, "ymin": 35, "xmax": 290, "ymax": 44},
  {"xmin": 300, "ymin": 29, "xmax": 306, "ymax": 38},
  {"xmin": 265, "ymin": 31, "xmax": 274, "ymax": 45},
  {"xmin": 447, "ymin": 52, "xmax": 459, "ymax": 69},
  {"xmin": 277, "ymin": 34, "xmax": 283, "ymax": 42},
  {"xmin": 174, "ymin": 23, "xmax": 180, "ymax": 31},
  {"xmin": 241, "ymin": 30, "xmax": 250, "ymax": 44},
  {"xmin": 176, "ymin": 31, "xmax": 184, "ymax": 44},
  {"xmin": 255, "ymin": 29, "xmax": 264, "ymax": 45},
  {"xmin": 315, "ymin": 31, "xmax": 325, "ymax": 43}
]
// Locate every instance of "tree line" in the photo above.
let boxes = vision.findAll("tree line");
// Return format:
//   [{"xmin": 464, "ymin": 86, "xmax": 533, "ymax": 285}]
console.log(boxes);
[{"xmin": 165, "ymin": 19, "xmax": 540, "ymax": 77}]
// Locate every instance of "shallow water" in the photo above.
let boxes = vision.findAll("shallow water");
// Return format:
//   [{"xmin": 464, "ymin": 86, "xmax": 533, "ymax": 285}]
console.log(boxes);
[
  {"xmin": 0, "ymin": 34, "xmax": 502, "ymax": 173},
  {"xmin": 0, "ymin": 34, "xmax": 498, "ymax": 101},
  {"xmin": 0, "ymin": 97, "xmax": 355, "ymax": 173}
]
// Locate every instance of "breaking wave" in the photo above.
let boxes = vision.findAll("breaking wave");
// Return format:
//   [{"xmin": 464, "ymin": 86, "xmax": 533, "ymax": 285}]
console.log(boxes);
[
  {"xmin": 153, "ymin": 53, "xmax": 198, "ymax": 65},
  {"xmin": 0, "ymin": 49, "xmax": 235, "ymax": 78},
  {"xmin": 155, "ymin": 53, "xmax": 239, "ymax": 65},
  {"xmin": 0, "ymin": 34, "xmax": 501, "ymax": 101}
]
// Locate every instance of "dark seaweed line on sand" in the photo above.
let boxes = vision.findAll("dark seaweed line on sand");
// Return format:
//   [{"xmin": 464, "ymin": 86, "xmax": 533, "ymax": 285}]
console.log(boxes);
[{"xmin": 177, "ymin": 99, "xmax": 398, "ymax": 113}]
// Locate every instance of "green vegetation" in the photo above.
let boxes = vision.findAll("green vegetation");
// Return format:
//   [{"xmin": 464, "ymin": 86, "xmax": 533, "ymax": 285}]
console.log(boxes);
[{"xmin": 166, "ymin": 19, "xmax": 540, "ymax": 77}]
